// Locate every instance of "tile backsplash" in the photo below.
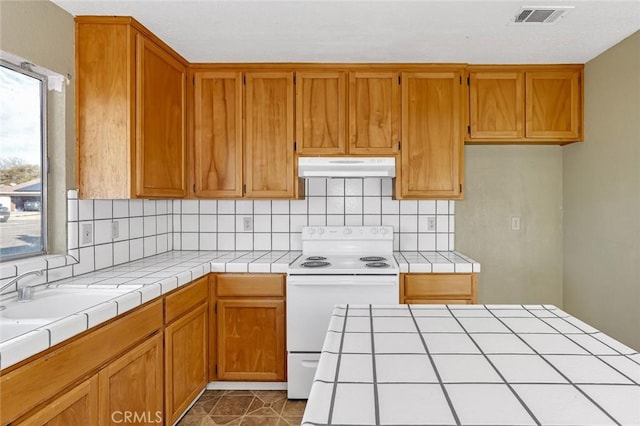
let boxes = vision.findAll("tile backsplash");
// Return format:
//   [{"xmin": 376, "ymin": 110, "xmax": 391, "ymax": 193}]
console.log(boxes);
[
  {"xmin": 0, "ymin": 178, "xmax": 455, "ymax": 289},
  {"xmin": 172, "ymin": 178, "xmax": 455, "ymax": 252}
]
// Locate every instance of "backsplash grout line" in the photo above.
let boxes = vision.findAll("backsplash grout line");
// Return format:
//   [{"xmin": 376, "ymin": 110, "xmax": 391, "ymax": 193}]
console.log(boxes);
[{"xmin": 0, "ymin": 178, "xmax": 455, "ymax": 289}]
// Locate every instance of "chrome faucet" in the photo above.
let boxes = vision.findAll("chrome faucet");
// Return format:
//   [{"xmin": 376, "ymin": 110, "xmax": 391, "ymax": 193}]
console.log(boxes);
[{"xmin": 0, "ymin": 269, "xmax": 45, "ymax": 303}]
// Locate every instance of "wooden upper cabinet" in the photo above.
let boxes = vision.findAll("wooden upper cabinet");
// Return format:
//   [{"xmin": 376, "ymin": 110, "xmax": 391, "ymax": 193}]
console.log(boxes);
[
  {"xmin": 526, "ymin": 69, "xmax": 582, "ymax": 140},
  {"xmin": 193, "ymin": 72, "xmax": 243, "ymax": 198},
  {"xmin": 348, "ymin": 72, "xmax": 400, "ymax": 154},
  {"xmin": 466, "ymin": 65, "xmax": 583, "ymax": 144},
  {"xmin": 245, "ymin": 72, "xmax": 295, "ymax": 198},
  {"xmin": 295, "ymin": 71, "xmax": 347, "ymax": 155},
  {"xmin": 400, "ymin": 71, "xmax": 464, "ymax": 199},
  {"xmin": 75, "ymin": 17, "xmax": 188, "ymax": 199},
  {"xmin": 135, "ymin": 35, "xmax": 187, "ymax": 198},
  {"xmin": 468, "ymin": 70, "xmax": 524, "ymax": 139}
]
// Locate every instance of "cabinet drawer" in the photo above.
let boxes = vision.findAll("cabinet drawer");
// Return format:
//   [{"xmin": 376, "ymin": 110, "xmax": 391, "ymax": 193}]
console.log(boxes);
[
  {"xmin": 165, "ymin": 276, "xmax": 209, "ymax": 324},
  {"xmin": 404, "ymin": 274, "xmax": 473, "ymax": 297},
  {"xmin": 216, "ymin": 274, "xmax": 285, "ymax": 297}
]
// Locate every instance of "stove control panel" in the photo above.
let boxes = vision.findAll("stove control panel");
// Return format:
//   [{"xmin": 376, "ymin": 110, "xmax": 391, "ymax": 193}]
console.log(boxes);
[{"xmin": 302, "ymin": 226, "xmax": 393, "ymax": 240}]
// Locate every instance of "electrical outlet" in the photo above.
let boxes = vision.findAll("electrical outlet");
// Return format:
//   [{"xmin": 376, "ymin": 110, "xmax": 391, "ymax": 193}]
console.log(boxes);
[
  {"xmin": 81, "ymin": 223, "xmax": 93, "ymax": 244},
  {"xmin": 111, "ymin": 221, "xmax": 119, "ymax": 239},
  {"xmin": 243, "ymin": 217, "xmax": 253, "ymax": 232},
  {"xmin": 427, "ymin": 216, "xmax": 436, "ymax": 232},
  {"xmin": 511, "ymin": 216, "xmax": 521, "ymax": 231}
]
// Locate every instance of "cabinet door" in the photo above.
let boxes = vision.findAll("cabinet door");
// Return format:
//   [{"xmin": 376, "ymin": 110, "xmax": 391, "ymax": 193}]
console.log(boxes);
[
  {"xmin": 98, "ymin": 333, "xmax": 163, "ymax": 426},
  {"xmin": 296, "ymin": 71, "xmax": 347, "ymax": 155},
  {"xmin": 135, "ymin": 34, "xmax": 187, "ymax": 198},
  {"xmin": 16, "ymin": 376, "xmax": 98, "ymax": 426},
  {"xmin": 194, "ymin": 72, "xmax": 243, "ymax": 198},
  {"xmin": 468, "ymin": 71, "xmax": 524, "ymax": 139},
  {"xmin": 348, "ymin": 72, "xmax": 400, "ymax": 154},
  {"xmin": 217, "ymin": 299, "xmax": 285, "ymax": 381},
  {"xmin": 400, "ymin": 72, "xmax": 463, "ymax": 199},
  {"xmin": 525, "ymin": 70, "xmax": 581, "ymax": 140},
  {"xmin": 245, "ymin": 72, "xmax": 295, "ymax": 198},
  {"xmin": 165, "ymin": 304, "xmax": 208, "ymax": 424}
]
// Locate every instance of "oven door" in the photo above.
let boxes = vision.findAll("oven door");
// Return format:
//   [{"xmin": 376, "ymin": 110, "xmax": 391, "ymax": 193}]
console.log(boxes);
[{"xmin": 287, "ymin": 274, "xmax": 399, "ymax": 352}]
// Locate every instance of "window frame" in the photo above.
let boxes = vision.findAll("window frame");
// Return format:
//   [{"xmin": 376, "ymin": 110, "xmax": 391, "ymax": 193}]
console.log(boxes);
[{"xmin": 0, "ymin": 59, "xmax": 48, "ymax": 261}]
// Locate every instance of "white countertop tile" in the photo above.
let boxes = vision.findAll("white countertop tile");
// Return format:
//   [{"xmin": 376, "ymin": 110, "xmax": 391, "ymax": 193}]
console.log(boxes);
[
  {"xmin": 513, "ymin": 384, "xmax": 617, "ymax": 425},
  {"xmin": 304, "ymin": 305, "xmax": 640, "ymax": 425},
  {"xmin": 378, "ymin": 383, "xmax": 455, "ymax": 425},
  {"xmin": 45, "ymin": 314, "xmax": 88, "ymax": 346},
  {"xmin": 446, "ymin": 383, "xmax": 537, "ymax": 425},
  {"xmin": 0, "ymin": 329, "xmax": 50, "ymax": 370},
  {"xmin": 578, "ymin": 385, "xmax": 640, "ymax": 425},
  {"xmin": 0, "ymin": 248, "xmax": 479, "ymax": 370}
]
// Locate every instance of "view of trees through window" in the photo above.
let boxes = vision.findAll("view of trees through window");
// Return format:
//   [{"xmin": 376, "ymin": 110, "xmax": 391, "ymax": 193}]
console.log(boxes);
[{"xmin": 0, "ymin": 61, "xmax": 46, "ymax": 259}]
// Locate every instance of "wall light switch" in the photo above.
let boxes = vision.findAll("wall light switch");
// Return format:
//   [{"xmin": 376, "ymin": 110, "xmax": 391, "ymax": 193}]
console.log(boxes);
[
  {"xmin": 243, "ymin": 216, "xmax": 253, "ymax": 232},
  {"xmin": 81, "ymin": 223, "xmax": 93, "ymax": 244},
  {"xmin": 511, "ymin": 216, "xmax": 521, "ymax": 231},
  {"xmin": 111, "ymin": 221, "xmax": 119, "ymax": 239}
]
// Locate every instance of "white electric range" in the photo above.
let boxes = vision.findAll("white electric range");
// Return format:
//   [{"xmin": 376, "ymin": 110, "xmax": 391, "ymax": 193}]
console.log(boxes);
[{"xmin": 286, "ymin": 226, "xmax": 399, "ymax": 399}]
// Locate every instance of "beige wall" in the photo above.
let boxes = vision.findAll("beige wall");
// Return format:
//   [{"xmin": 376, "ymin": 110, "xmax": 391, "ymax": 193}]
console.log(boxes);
[
  {"xmin": 0, "ymin": 0, "xmax": 75, "ymax": 253},
  {"xmin": 456, "ymin": 145, "xmax": 564, "ymax": 305},
  {"xmin": 563, "ymin": 31, "xmax": 640, "ymax": 351}
]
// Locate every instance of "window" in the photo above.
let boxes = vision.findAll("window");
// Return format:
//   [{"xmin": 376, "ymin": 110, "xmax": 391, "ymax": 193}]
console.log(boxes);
[{"xmin": 0, "ymin": 60, "xmax": 47, "ymax": 260}]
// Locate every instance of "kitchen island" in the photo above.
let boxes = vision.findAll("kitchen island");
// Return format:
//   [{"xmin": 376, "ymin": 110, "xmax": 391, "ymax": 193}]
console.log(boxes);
[{"xmin": 303, "ymin": 304, "xmax": 640, "ymax": 425}]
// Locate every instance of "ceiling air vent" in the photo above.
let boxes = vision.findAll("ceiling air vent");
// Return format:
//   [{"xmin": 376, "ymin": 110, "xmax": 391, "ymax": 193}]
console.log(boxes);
[{"xmin": 513, "ymin": 6, "xmax": 573, "ymax": 24}]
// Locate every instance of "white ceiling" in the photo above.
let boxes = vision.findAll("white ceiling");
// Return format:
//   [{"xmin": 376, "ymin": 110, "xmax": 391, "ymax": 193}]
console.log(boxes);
[{"xmin": 51, "ymin": 0, "xmax": 640, "ymax": 64}]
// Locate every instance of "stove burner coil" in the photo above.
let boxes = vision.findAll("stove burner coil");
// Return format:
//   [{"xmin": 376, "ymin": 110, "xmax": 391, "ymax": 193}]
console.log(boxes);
[
  {"xmin": 301, "ymin": 261, "xmax": 331, "ymax": 268},
  {"xmin": 365, "ymin": 262, "xmax": 390, "ymax": 268},
  {"xmin": 305, "ymin": 256, "xmax": 328, "ymax": 261},
  {"xmin": 360, "ymin": 256, "xmax": 387, "ymax": 262}
]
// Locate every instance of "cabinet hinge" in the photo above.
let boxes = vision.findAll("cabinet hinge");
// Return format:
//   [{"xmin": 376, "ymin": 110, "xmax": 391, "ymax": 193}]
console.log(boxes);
[
  {"xmin": 398, "ymin": 75, "xmax": 401, "ymax": 85},
  {"xmin": 397, "ymin": 141, "xmax": 401, "ymax": 151},
  {"xmin": 467, "ymin": 76, "xmax": 470, "ymax": 85},
  {"xmin": 242, "ymin": 184, "xmax": 246, "ymax": 195},
  {"xmin": 193, "ymin": 184, "xmax": 196, "ymax": 194},
  {"xmin": 293, "ymin": 74, "xmax": 296, "ymax": 85},
  {"xmin": 459, "ymin": 76, "xmax": 462, "ymax": 84},
  {"xmin": 214, "ymin": 303, "xmax": 217, "ymax": 314},
  {"xmin": 467, "ymin": 125, "xmax": 471, "ymax": 135},
  {"xmin": 294, "ymin": 141, "xmax": 297, "ymax": 151},
  {"xmin": 460, "ymin": 184, "xmax": 463, "ymax": 193},
  {"xmin": 215, "ymin": 364, "xmax": 218, "ymax": 375},
  {"xmin": 243, "ymin": 75, "xmax": 246, "ymax": 85}
]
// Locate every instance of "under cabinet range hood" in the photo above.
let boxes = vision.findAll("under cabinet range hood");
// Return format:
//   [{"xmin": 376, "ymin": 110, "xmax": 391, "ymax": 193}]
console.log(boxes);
[{"xmin": 297, "ymin": 157, "xmax": 396, "ymax": 178}]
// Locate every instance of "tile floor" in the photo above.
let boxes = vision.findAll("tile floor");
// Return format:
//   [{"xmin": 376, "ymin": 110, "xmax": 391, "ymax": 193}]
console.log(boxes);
[{"xmin": 177, "ymin": 390, "xmax": 306, "ymax": 425}]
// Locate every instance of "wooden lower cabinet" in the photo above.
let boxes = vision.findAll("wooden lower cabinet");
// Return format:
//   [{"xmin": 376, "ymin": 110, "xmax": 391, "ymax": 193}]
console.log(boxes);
[
  {"xmin": 98, "ymin": 333, "xmax": 163, "ymax": 425},
  {"xmin": 16, "ymin": 376, "xmax": 99, "ymax": 426},
  {"xmin": 212, "ymin": 274, "xmax": 286, "ymax": 382},
  {"xmin": 216, "ymin": 299, "xmax": 285, "ymax": 381},
  {"xmin": 165, "ymin": 303, "xmax": 208, "ymax": 424},
  {"xmin": 163, "ymin": 276, "xmax": 209, "ymax": 423},
  {"xmin": 401, "ymin": 273, "xmax": 478, "ymax": 304}
]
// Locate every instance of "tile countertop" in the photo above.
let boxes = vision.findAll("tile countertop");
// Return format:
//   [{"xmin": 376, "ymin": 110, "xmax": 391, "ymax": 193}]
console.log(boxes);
[
  {"xmin": 0, "ymin": 250, "xmax": 479, "ymax": 370},
  {"xmin": 303, "ymin": 304, "xmax": 640, "ymax": 426}
]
